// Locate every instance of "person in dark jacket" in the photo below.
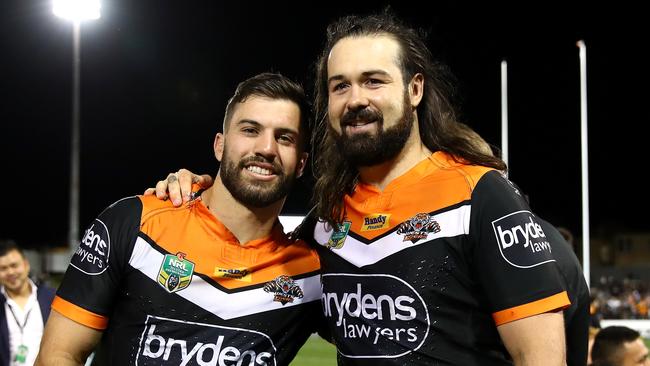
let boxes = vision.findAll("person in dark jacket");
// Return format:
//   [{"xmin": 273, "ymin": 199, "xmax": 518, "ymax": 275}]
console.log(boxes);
[{"xmin": 0, "ymin": 239, "xmax": 55, "ymax": 366}]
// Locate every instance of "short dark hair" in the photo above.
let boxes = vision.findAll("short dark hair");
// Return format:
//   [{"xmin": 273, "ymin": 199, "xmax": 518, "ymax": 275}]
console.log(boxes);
[
  {"xmin": 591, "ymin": 326, "xmax": 641, "ymax": 365},
  {"xmin": 0, "ymin": 239, "xmax": 23, "ymax": 257},
  {"xmin": 223, "ymin": 72, "xmax": 311, "ymax": 150}
]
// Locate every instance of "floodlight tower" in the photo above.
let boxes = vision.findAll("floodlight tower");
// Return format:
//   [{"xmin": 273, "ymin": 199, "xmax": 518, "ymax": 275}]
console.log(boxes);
[{"xmin": 52, "ymin": 0, "xmax": 101, "ymax": 252}]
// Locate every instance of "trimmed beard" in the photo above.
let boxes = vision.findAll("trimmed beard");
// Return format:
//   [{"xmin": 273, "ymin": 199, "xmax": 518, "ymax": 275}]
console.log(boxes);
[
  {"xmin": 219, "ymin": 148, "xmax": 294, "ymax": 208},
  {"xmin": 330, "ymin": 91, "xmax": 414, "ymax": 167}
]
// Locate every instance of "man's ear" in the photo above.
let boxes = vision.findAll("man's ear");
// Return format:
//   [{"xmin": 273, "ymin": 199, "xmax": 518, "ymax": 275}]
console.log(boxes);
[
  {"xmin": 409, "ymin": 73, "xmax": 424, "ymax": 108},
  {"xmin": 214, "ymin": 133, "xmax": 225, "ymax": 162},
  {"xmin": 296, "ymin": 152, "xmax": 309, "ymax": 178}
]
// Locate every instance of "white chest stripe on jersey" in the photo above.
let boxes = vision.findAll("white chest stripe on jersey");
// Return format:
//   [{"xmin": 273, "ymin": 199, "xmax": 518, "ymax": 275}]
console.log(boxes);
[
  {"xmin": 314, "ymin": 205, "xmax": 471, "ymax": 267},
  {"xmin": 129, "ymin": 237, "xmax": 322, "ymax": 320}
]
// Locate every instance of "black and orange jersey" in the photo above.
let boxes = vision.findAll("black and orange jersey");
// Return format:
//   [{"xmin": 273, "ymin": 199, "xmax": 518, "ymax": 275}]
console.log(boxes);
[
  {"xmin": 309, "ymin": 152, "xmax": 570, "ymax": 365},
  {"xmin": 53, "ymin": 195, "xmax": 322, "ymax": 366}
]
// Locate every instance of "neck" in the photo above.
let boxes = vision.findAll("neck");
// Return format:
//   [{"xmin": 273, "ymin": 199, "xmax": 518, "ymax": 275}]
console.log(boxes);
[
  {"xmin": 201, "ymin": 177, "xmax": 284, "ymax": 244},
  {"xmin": 5, "ymin": 281, "xmax": 32, "ymax": 301},
  {"xmin": 358, "ymin": 121, "xmax": 431, "ymax": 190}
]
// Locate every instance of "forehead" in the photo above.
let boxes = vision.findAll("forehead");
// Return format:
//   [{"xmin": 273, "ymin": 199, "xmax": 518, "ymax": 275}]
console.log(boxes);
[
  {"xmin": 229, "ymin": 96, "xmax": 302, "ymax": 132},
  {"xmin": 327, "ymin": 35, "xmax": 402, "ymax": 78},
  {"xmin": 0, "ymin": 249, "xmax": 24, "ymax": 264},
  {"xmin": 623, "ymin": 338, "xmax": 649, "ymax": 361}
]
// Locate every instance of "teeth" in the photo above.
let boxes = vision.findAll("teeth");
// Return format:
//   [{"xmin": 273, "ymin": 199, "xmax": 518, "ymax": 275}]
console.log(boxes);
[{"xmin": 246, "ymin": 166, "xmax": 272, "ymax": 175}]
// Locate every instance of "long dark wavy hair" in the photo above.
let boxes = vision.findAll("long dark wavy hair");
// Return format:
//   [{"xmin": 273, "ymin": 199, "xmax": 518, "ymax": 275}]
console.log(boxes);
[{"xmin": 311, "ymin": 11, "xmax": 507, "ymax": 229}]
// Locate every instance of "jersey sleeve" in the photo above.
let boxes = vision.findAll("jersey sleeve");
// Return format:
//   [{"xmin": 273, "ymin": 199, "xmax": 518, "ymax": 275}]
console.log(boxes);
[
  {"xmin": 469, "ymin": 171, "xmax": 570, "ymax": 326},
  {"xmin": 52, "ymin": 196, "xmax": 142, "ymax": 330}
]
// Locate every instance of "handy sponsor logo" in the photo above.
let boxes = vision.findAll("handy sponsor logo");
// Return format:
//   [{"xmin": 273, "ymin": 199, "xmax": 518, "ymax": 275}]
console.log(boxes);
[
  {"xmin": 214, "ymin": 267, "xmax": 252, "ymax": 282},
  {"xmin": 136, "ymin": 316, "xmax": 276, "ymax": 366},
  {"xmin": 71, "ymin": 219, "xmax": 110, "ymax": 275},
  {"xmin": 321, "ymin": 273, "xmax": 429, "ymax": 359},
  {"xmin": 360, "ymin": 214, "xmax": 390, "ymax": 231},
  {"xmin": 492, "ymin": 211, "xmax": 555, "ymax": 268}
]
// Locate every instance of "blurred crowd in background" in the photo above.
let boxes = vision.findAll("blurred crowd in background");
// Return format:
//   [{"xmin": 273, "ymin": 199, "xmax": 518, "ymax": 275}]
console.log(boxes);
[{"xmin": 591, "ymin": 275, "xmax": 649, "ymax": 323}]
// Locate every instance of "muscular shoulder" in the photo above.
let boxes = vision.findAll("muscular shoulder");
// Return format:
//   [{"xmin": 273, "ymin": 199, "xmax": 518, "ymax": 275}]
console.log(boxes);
[{"xmin": 428, "ymin": 151, "xmax": 497, "ymax": 195}]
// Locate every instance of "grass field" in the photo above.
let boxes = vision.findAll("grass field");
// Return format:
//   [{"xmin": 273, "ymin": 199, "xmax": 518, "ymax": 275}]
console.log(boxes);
[{"xmin": 290, "ymin": 335, "xmax": 337, "ymax": 366}]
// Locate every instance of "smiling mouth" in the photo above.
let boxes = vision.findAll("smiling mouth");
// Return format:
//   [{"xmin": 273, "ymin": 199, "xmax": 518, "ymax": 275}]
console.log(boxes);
[
  {"xmin": 344, "ymin": 118, "xmax": 377, "ymax": 127},
  {"xmin": 245, "ymin": 165, "xmax": 274, "ymax": 176}
]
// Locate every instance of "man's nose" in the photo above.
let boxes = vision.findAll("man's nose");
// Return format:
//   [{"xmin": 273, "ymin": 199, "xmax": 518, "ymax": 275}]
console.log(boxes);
[
  {"xmin": 254, "ymin": 131, "xmax": 279, "ymax": 160},
  {"xmin": 346, "ymin": 84, "xmax": 370, "ymax": 112}
]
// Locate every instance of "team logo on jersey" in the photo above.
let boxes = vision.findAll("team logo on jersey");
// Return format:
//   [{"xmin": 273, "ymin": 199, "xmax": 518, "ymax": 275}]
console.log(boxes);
[
  {"xmin": 214, "ymin": 267, "xmax": 252, "ymax": 282},
  {"xmin": 326, "ymin": 221, "xmax": 351, "ymax": 249},
  {"xmin": 263, "ymin": 275, "xmax": 304, "ymax": 305},
  {"xmin": 158, "ymin": 252, "xmax": 195, "ymax": 293},
  {"xmin": 396, "ymin": 213, "xmax": 441, "ymax": 243},
  {"xmin": 360, "ymin": 214, "xmax": 391, "ymax": 231}
]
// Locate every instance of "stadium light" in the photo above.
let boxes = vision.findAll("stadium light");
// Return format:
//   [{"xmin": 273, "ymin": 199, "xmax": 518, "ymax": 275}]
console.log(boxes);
[
  {"xmin": 52, "ymin": 0, "xmax": 101, "ymax": 254},
  {"xmin": 52, "ymin": 0, "xmax": 101, "ymax": 22}
]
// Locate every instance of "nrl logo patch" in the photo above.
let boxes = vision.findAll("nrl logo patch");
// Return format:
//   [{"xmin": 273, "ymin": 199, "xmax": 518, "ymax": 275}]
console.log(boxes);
[
  {"xmin": 326, "ymin": 221, "xmax": 351, "ymax": 249},
  {"xmin": 158, "ymin": 252, "xmax": 195, "ymax": 293},
  {"xmin": 361, "ymin": 213, "xmax": 391, "ymax": 231},
  {"xmin": 396, "ymin": 213, "xmax": 441, "ymax": 243},
  {"xmin": 263, "ymin": 275, "xmax": 304, "ymax": 305}
]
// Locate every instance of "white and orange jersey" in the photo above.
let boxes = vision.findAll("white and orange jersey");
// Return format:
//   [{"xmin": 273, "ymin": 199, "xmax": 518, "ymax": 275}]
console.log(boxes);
[
  {"xmin": 309, "ymin": 151, "xmax": 570, "ymax": 365},
  {"xmin": 54, "ymin": 194, "xmax": 322, "ymax": 366}
]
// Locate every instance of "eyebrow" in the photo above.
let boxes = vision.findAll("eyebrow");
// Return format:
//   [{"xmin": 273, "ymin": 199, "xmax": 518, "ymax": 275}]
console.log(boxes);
[
  {"xmin": 236, "ymin": 119, "xmax": 300, "ymax": 136},
  {"xmin": 327, "ymin": 70, "xmax": 392, "ymax": 86},
  {"xmin": 236, "ymin": 119, "xmax": 262, "ymax": 128}
]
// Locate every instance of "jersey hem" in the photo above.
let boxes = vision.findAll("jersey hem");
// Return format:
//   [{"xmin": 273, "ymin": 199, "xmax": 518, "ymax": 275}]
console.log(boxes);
[
  {"xmin": 492, "ymin": 291, "xmax": 570, "ymax": 326},
  {"xmin": 52, "ymin": 295, "xmax": 109, "ymax": 330}
]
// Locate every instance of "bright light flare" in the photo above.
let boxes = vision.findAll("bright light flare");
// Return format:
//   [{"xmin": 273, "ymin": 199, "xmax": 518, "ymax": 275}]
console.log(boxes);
[{"xmin": 52, "ymin": 0, "xmax": 101, "ymax": 22}]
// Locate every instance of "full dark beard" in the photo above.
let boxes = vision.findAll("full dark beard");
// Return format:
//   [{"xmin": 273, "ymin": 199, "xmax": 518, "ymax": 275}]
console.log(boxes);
[
  {"xmin": 219, "ymin": 150, "xmax": 294, "ymax": 208},
  {"xmin": 332, "ymin": 92, "xmax": 414, "ymax": 167}
]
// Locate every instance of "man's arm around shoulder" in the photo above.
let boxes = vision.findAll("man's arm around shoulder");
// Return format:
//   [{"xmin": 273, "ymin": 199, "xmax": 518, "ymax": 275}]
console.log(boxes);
[
  {"xmin": 34, "ymin": 310, "xmax": 102, "ymax": 366},
  {"xmin": 498, "ymin": 311, "xmax": 566, "ymax": 366}
]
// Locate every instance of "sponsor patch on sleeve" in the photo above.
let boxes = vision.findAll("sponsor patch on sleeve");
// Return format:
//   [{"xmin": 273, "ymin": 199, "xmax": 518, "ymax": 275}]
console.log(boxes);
[
  {"xmin": 491, "ymin": 211, "xmax": 555, "ymax": 268},
  {"xmin": 70, "ymin": 219, "xmax": 110, "ymax": 275}
]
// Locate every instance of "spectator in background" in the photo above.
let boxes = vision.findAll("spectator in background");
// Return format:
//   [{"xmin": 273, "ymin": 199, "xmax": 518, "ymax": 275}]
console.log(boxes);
[
  {"xmin": 591, "ymin": 296, "xmax": 604, "ymax": 328},
  {"xmin": 0, "ymin": 239, "xmax": 55, "ymax": 366},
  {"xmin": 592, "ymin": 276, "xmax": 649, "ymax": 320},
  {"xmin": 590, "ymin": 325, "xmax": 649, "ymax": 366}
]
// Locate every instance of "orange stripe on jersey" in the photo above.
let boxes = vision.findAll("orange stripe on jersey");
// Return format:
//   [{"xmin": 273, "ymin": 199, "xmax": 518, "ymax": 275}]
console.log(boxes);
[
  {"xmin": 51, "ymin": 296, "xmax": 109, "ymax": 330},
  {"xmin": 347, "ymin": 151, "xmax": 494, "ymax": 240},
  {"xmin": 492, "ymin": 291, "xmax": 571, "ymax": 326},
  {"xmin": 137, "ymin": 194, "xmax": 321, "ymax": 290}
]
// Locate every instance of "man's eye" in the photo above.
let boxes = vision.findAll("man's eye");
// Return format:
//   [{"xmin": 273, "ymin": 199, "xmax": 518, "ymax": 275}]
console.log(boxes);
[
  {"xmin": 278, "ymin": 135, "xmax": 295, "ymax": 144},
  {"xmin": 367, "ymin": 78, "xmax": 383, "ymax": 86},
  {"xmin": 242, "ymin": 127, "xmax": 258, "ymax": 134},
  {"xmin": 332, "ymin": 83, "xmax": 348, "ymax": 92}
]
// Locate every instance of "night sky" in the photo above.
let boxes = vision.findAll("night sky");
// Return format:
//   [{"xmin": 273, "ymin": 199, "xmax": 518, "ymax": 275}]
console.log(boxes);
[{"xmin": 1, "ymin": 1, "xmax": 647, "ymax": 249}]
